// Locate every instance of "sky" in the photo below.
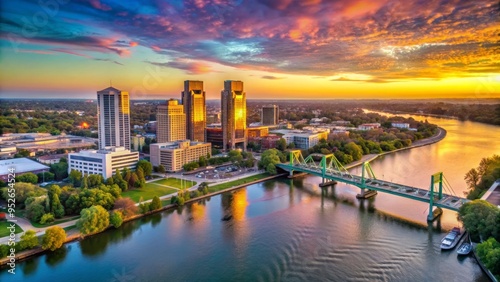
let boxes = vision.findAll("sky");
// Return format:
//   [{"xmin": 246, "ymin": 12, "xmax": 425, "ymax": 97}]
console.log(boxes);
[{"xmin": 0, "ymin": 0, "xmax": 499, "ymax": 100}]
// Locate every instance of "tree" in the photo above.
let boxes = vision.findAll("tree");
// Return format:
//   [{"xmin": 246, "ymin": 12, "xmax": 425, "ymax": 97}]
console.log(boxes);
[
  {"xmin": 19, "ymin": 230, "xmax": 39, "ymax": 250},
  {"xmin": 37, "ymin": 172, "xmax": 54, "ymax": 182},
  {"xmin": 128, "ymin": 172, "xmax": 139, "ymax": 189},
  {"xmin": 157, "ymin": 165, "xmax": 166, "ymax": 173},
  {"xmin": 344, "ymin": 142, "xmax": 363, "ymax": 161},
  {"xmin": 198, "ymin": 156, "xmax": 208, "ymax": 167},
  {"xmin": 183, "ymin": 161, "xmax": 199, "ymax": 171},
  {"xmin": 40, "ymin": 213, "xmax": 55, "ymax": 224},
  {"xmin": 2, "ymin": 182, "xmax": 44, "ymax": 205},
  {"xmin": 109, "ymin": 211, "xmax": 123, "ymax": 228},
  {"xmin": 258, "ymin": 149, "xmax": 283, "ymax": 175},
  {"xmin": 276, "ymin": 138, "xmax": 287, "ymax": 151},
  {"xmin": 459, "ymin": 200, "xmax": 500, "ymax": 241},
  {"xmin": 51, "ymin": 194, "xmax": 65, "ymax": 218},
  {"xmin": 137, "ymin": 160, "xmax": 153, "ymax": 177},
  {"xmin": 25, "ymin": 198, "xmax": 47, "ymax": 222},
  {"xmin": 77, "ymin": 205, "xmax": 110, "ymax": 236},
  {"xmin": 16, "ymin": 172, "xmax": 38, "ymax": 184},
  {"xmin": 41, "ymin": 226, "xmax": 66, "ymax": 251},
  {"xmin": 69, "ymin": 169, "xmax": 82, "ymax": 187},
  {"xmin": 136, "ymin": 167, "xmax": 145, "ymax": 182},
  {"xmin": 113, "ymin": 198, "xmax": 138, "ymax": 218},
  {"xmin": 50, "ymin": 162, "xmax": 68, "ymax": 181},
  {"xmin": 476, "ymin": 237, "xmax": 500, "ymax": 278},
  {"xmin": 149, "ymin": 196, "xmax": 162, "ymax": 211}
]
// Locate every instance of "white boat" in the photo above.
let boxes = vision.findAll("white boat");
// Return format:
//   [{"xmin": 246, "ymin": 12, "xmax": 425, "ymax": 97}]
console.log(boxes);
[{"xmin": 440, "ymin": 227, "xmax": 464, "ymax": 250}]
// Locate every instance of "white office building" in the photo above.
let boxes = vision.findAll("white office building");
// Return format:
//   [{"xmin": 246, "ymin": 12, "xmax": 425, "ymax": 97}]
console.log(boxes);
[
  {"xmin": 150, "ymin": 140, "xmax": 211, "ymax": 172},
  {"xmin": 68, "ymin": 147, "xmax": 138, "ymax": 179}
]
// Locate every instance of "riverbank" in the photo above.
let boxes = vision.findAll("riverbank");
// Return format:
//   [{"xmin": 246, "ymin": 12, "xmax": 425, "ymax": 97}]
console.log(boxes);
[
  {"xmin": 344, "ymin": 127, "xmax": 447, "ymax": 170},
  {"xmin": 0, "ymin": 172, "xmax": 285, "ymax": 266}
]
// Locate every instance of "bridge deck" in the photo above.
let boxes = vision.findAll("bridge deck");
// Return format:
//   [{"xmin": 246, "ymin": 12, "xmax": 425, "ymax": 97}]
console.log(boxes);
[{"xmin": 277, "ymin": 164, "xmax": 467, "ymax": 211}]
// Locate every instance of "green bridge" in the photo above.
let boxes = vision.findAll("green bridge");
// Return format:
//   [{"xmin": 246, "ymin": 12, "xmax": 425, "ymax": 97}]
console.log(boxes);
[{"xmin": 276, "ymin": 150, "xmax": 469, "ymax": 221}]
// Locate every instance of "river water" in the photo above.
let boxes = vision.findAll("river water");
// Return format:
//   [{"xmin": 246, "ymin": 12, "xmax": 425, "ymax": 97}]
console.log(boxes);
[{"xmin": 2, "ymin": 113, "xmax": 500, "ymax": 282}]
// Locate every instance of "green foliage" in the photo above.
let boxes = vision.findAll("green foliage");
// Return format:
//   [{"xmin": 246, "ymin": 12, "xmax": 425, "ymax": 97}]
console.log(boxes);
[
  {"xmin": 50, "ymin": 162, "xmax": 69, "ymax": 181},
  {"xmin": 25, "ymin": 197, "xmax": 47, "ymax": 222},
  {"xmin": 37, "ymin": 172, "xmax": 54, "ymax": 182},
  {"xmin": 113, "ymin": 198, "xmax": 139, "ymax": 218},
  {"xmin": 0, "ymin": 244, "xmax": 11, "ymax": 258},
  {"xmin": 476, "ymin": 237, "xmax": 500, "ymax": 277},
  {"xmin": 276, "ymin": 138, "xmax": 287, "ymax": 151},
  {"xmin": 149, "ymin": 196, "xmax": 162, "ymax": 211},
  {"xmin": 39, "ymin": 213, "xmax": 55, "ymax": 224},
  {"xmin": 69, "ymin": 169, "xmax": 82, "ymax": 187},
  {"xmin": 16, "ymin": 172, "xmax": 38, "ymax": 184},
  {"xmin": 19, "ymin": 230, "xmax": 39, "ymax": 250},
  {"xmin": 258, "ymin": 149, "xmax": 285, "ymax": 175},
  {"xmin": 157, "ymin": 165, "xmax": 166, "ymax": 173},
  {"xmin": 137, "ymin": 159, "xmax": 153, "ymax": 177},
  {"xmin": 198, "ymin": 156, "xmax": 208, "ymax": 167},
  {"xmin": 183, "ymin": 161, "xmax": 200, "ymax": 171},
  {"xmin": 464, "ymin": 155, "xmax": 500, "ymax": 200},
  {"xmin": 2, "ymin": 182, "xmax": 45, "ymax": 206},
  {"xmin": 41, "ymin": 226, "xmax": 66, "ymax": 251},
  {"xmin": 77, "ymin": 205, "xmax": 110, "ymax": 235},
  {"xmin": 458, "ymin": 200, "xmax": 500, "ymax": 242},
  {"xmin": 109, "ymin": 211, "xmax": 123, "ymax": 228},
  {"xmin": 139, "ymin": 202, "xmax": 150, "ymax": 214},
  {"xmin": 136, "ymin": 167, "xmax": 145, "ymax": 182}
]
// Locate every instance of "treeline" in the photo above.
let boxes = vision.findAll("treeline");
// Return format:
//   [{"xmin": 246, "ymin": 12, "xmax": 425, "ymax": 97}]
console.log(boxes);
[
  {"xmin": 464, "ymin": 155, "xmax": 500, "ymax": 199},
  {"xmin": 459, "ymin": 200, "xmax": 500, "ymax": 280},
  {"xmin": 366, "ymin": 102, "xmax": 500, "ymax": 126}
]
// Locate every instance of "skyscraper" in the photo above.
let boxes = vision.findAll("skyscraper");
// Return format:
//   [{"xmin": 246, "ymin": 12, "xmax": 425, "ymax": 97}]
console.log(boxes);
[
  {"xmin": 182, "ymin": 80, "xmax": 206, "ymax": 142},
  {"xmin": 261, "ymin": 105, "xmax": 279, "ymax": 125},
  {"xmin": 97, "ymin": 87, "xmax": 130, "ymax": 149},
  {"xmin": 157, "ymin": 99, "xmax": 186, "ymax": 143},
  {"xmin": 221, "ymin": 80, "xmax": 247, "ymax": 151}
]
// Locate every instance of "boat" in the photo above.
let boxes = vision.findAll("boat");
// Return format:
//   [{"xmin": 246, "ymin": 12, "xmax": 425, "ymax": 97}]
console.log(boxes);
[
  {"xmin": 440, "ymin": 227, "xmax": 465, "ymax": 250},
  {"xmin": 457, "ymin": 242, "xmax": 472, "ymax": 255}
]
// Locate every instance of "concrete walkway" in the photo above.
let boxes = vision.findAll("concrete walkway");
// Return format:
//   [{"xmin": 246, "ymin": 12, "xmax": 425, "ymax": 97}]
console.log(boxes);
[{"xmin": 0, "ymin": 218, "xmax": 79, "ymax": 244}]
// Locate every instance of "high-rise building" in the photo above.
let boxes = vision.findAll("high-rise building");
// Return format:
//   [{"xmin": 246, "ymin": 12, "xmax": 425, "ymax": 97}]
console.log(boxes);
[
  {"xmin": 97, "ymin": 87, "xmax": 131, "ymax": 149},
  {"xmin": 261, "ymin": 105, "xmax": 279, "ymax": 125},
  {"xmin": 182, "ymin": 80, "xmax": 206, "ymax": 142},
  {"xmin": 157, "ymin": 99, "xmax": 186, "ymax": 143},
  {"xmin": 221, "ymin": 80, "xmax": 247, "ymax": 150}
]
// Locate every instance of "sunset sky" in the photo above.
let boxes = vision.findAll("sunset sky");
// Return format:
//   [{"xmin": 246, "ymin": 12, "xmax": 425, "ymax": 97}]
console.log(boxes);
[{"xmin": 1, "ymin": 0, "xmax": 499, "ymax": 99}]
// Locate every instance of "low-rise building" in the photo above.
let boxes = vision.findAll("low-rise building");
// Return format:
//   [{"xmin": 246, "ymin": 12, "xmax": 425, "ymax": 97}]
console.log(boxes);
[
  {"xmin": 37, "ymin": 154, "xmax": 67, "ymax": 165},
  {"xmin": 0, "ymin": 158, "xmax": 49, "ymax": 181},
  {"xmin": 150, "ymin": 140, "xmax": 211, "ymax": 172},
  {"xmin": 281, "ymin": 131, "xmax": 328, "ymax": 149},
  {"xmin": 0, "ymin": 145, "xmax": 16, "ymax": 159},
  {"xmin": 247, "ymin": 126, "xmax": 269, "ymax": 138},
  {"xmin": 358, "ymin": 123, "xmax": 381, "ymax": 131},
  {"xmin": 68, "ymin": 147, "xmax": 139, "ymax": 179},
  {"xmin": 391, "ymin": 122, "xmax": 410, "ymax": 129}
]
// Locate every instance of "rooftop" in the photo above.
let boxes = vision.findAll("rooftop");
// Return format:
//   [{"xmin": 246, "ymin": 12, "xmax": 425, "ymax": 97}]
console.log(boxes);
[{"xmin": 0, "ymin": 158, "xmax": 49, "ymax": 175}]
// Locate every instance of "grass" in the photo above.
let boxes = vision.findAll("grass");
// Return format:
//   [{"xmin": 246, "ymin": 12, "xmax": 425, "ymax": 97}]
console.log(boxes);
[
  {"xmin": 31, "ymin": 216, "xmax": 80, "ymax": 228},
  {"xmin": 151, "ymin": 178, "xmax": 196, "ymax": 189},
  {"xmin": 121, "ymin": 185, "xmax": 178, "ymax": 203},
  {"xmin": 0, "ymin": 221, "xmax": 23, "ymax": 237},
  {"xmin": 208, "ymin": 173, "xmax": 270, "ymax": 193}
]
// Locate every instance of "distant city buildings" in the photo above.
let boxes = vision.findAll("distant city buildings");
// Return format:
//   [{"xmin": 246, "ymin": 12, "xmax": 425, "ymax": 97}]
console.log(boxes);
[
  {"xmin": 0, "ymin": 158, "xmax": 49, "ymax": 181},
  {"xmin": 261, "ymin": 105, "xmax": 279, "ymax": 125},
  {"xmin": 221, "ymin": 80, "xmax": 247, "ymax": 151},
  {"xmin": 0, "ymin": 145, "xmax": 16, "ymax": 160},
  {"xmin": 150, "ymin": 140, "xmax": 211, "ymax": 172},
  {"xmin": 68, "ymin": 146, "xmax": 138, "ymax": 179},
  {"xmin": 182, "ymin": 80, "xmax": 206, "ymax": 142},
  {"xmin": 157, "ymin": 99, "xmax": 186, "ymax": 143},
  {"xmin": 97, "ymin": 87, "xmax": 131, "ymax": 150}
]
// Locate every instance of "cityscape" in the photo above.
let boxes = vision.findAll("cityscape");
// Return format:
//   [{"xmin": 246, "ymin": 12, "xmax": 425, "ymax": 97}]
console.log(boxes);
[{"xmin": 1, "ymin": 0, "xmax": 500, "ymax": 282}]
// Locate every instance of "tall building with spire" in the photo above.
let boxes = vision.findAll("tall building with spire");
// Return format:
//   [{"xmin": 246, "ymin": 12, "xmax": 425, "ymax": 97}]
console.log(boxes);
[
  {"xmin": 157, "ymin": 99, "xmax": 186, "ymax": 143},
  {"xmin": 97, "ymin": 87, "xmax": 130, "ymax": 149},
  {"xmin": 221, "ymin": 80, "xmax": 247, "ymax": 151},
  {"xmin": 182, "ymin": 80, "xmax": 206, "ymax": 142}
]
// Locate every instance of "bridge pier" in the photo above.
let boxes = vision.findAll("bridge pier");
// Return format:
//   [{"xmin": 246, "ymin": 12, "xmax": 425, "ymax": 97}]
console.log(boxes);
[
  {"xmin": 356, "ymin": 189, "xmax": 377, "ymax": 199},
  {"xmin": 427, "ymin": 207, "xmax": 443, "ymax": 222}
]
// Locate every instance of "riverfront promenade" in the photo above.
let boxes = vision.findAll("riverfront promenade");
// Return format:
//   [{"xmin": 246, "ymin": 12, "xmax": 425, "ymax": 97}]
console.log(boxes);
[{"xmin": 482, "ymin": 180, "xmax": 500, "ymax": 206}]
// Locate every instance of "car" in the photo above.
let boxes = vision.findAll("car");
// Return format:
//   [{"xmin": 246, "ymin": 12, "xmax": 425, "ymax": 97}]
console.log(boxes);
[{"xmin": 214, "ymin": 169, "xmax": 218, "ymax": 172}]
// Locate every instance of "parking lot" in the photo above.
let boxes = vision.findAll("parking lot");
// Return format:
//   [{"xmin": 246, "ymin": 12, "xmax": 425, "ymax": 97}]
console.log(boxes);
[{"xmin": 192, "ymin": 165, "xmax": 257, "ymax": 181}]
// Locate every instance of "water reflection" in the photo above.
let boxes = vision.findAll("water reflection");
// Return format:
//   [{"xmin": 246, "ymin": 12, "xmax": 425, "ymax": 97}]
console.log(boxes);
[
  {"xmin": 45, "ymin": 246, "xmax": 69, "ymax": 267},
  {"xmin": 79, "ymin": 220, "xmax": 141, "ymax": 257}
]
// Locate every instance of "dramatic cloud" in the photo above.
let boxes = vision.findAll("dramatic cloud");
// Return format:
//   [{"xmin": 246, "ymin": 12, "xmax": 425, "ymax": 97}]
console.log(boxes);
[{"xmin": 1, "ymin": 0, "xmax": 499, "ymax": 81}]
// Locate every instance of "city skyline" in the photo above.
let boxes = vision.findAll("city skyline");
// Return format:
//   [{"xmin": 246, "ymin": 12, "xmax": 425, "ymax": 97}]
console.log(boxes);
[{"xmin": 1, "ymin": 0, "xmax": 499, "ymax": 99}]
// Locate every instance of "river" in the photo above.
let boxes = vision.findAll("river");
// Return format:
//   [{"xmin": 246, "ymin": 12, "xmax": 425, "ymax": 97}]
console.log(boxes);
[{"xmin": 2, "ymin": 113, "xmax": 500, "ymax": 281}]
